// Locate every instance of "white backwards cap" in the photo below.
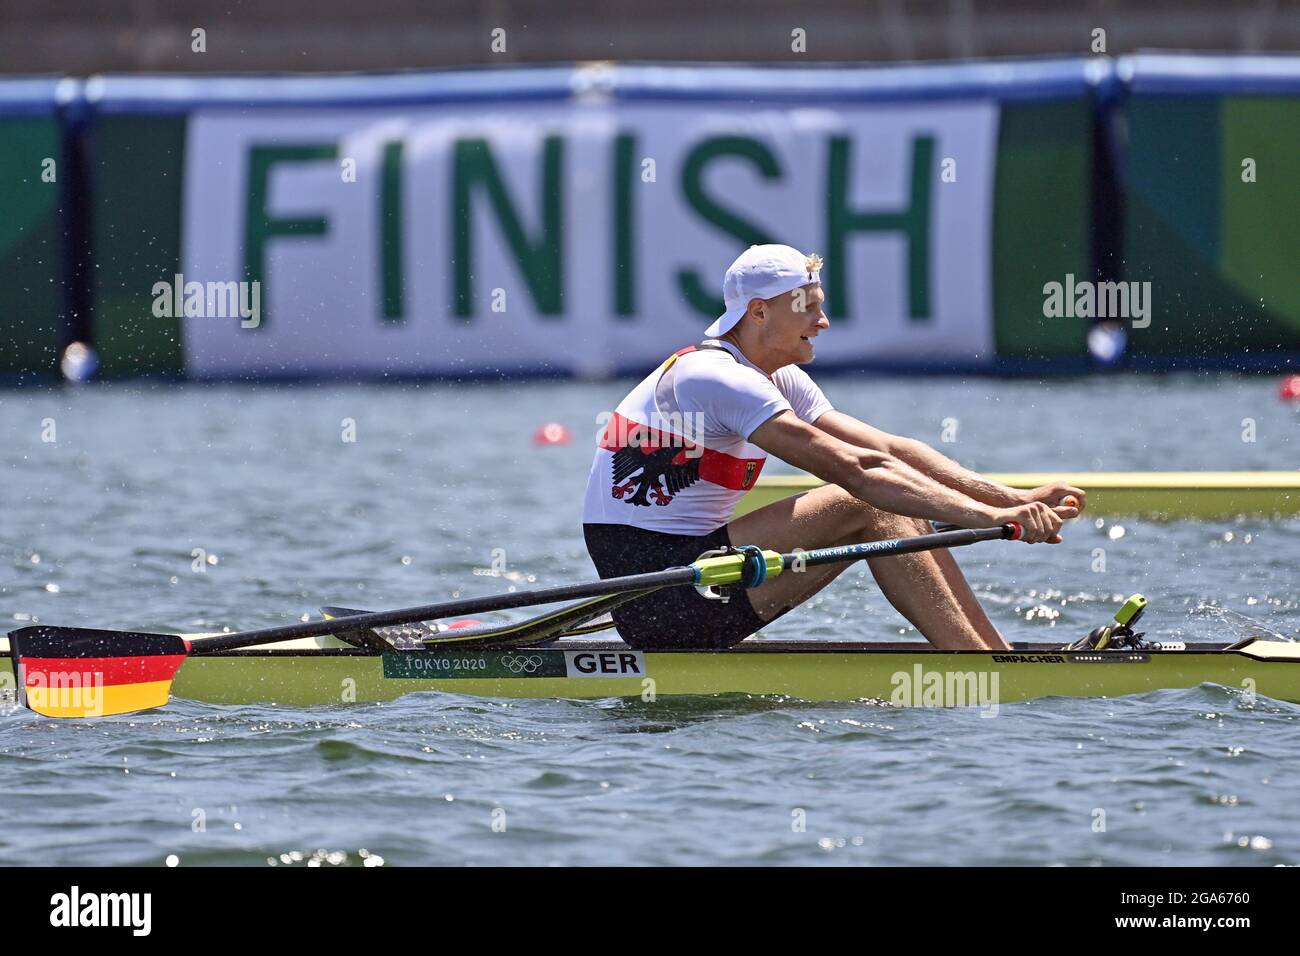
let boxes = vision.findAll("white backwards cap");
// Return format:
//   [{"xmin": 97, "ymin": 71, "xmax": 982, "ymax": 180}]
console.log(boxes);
[{"xmin": 705, "ymin": 244, "xmax": 823, "ymax": 338}]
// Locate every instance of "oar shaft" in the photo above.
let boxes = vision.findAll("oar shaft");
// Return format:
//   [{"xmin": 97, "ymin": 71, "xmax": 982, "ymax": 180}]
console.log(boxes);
[
  {"xmin": 690, "ymin": 525, "xmax": 1017, "ymax": 587},
  {"xmin": 793, "ymin": 525, "xmax": 1014, "ymax": 567},
  {"xmin": 193, "ymin": 523, "xmax": 1018, "ymax": 654},
  {"xmin": 193, "ymin": 566, "xmax": 699, "ymax": 653}
]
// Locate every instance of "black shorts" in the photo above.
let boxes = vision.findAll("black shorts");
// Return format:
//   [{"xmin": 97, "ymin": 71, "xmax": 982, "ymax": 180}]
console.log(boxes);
[{"xmin": 583, "ymin": 523, "xmax": 785, "ymax": 649}]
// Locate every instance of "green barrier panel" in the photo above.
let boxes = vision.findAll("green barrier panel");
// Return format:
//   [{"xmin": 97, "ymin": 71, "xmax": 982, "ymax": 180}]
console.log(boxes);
[
  {"xmin": 89, "ymin": 116, "xmax": 187, "ymax": 377},
  {"xmin": 1125, "ymin": 93, "xmax": 1300, "ymax": 356},
  {"xmin": 0, "ymin": 115, "xmax": 62, "ymax": 380},
  {"xmin": 992, "ymin": 99, "xmax": 1093, "ymax": 359}
]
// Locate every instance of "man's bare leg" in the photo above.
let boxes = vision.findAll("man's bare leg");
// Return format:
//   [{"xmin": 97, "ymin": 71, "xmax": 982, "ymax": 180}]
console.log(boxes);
[{"xmin": 727, "ymin": 483, "xmax": 1010, "ymax": 650}]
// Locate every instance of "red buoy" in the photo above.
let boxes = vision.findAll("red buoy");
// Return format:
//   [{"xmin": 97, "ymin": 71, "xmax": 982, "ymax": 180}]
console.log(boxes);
[
  {"xmin": 1279, "ymin": 375, "xmax": 1300, "ymax": 402},
  {"xmin": 532, "ymin": 422, "xmax": 573, "ymax": 446}
]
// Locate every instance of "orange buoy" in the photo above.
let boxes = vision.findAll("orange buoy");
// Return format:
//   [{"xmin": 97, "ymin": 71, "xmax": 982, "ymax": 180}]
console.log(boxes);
[{"xmin": 532, "ymin": 422, "xmax": 573, "ymax": 446}]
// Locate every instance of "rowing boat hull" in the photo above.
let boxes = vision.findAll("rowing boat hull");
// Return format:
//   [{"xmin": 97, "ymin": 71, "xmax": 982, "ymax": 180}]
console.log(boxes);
[
  {"xmin": 737, "ymin": 472, "xmax": 1300, "ymax": 520},
  {"xmin": 6, "ymin": 640, "xmax": 1296, "ymax": 708}
]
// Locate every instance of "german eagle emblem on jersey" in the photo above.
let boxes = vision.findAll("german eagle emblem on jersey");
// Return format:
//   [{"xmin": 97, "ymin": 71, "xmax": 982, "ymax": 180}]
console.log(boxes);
[{"xmin": 610, "ymin": 430, "xmax": 700, "ymax": 507}]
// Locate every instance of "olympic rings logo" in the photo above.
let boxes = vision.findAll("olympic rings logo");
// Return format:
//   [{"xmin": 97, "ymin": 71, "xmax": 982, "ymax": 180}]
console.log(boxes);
[{"xmin": 503, "ymin": 655, "xmax": 545, "ymax": 675}]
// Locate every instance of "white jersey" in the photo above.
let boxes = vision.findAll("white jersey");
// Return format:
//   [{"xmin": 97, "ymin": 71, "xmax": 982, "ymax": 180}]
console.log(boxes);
[{"xmin": 582, "ymin": 339, "xmax": 834, "ymax": 535}]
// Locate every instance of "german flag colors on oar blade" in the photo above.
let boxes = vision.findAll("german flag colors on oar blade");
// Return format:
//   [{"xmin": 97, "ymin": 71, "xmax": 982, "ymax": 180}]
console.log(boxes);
[{"xmin": 8, "ymin": 626, "xmax": 189, "ymax": 718}]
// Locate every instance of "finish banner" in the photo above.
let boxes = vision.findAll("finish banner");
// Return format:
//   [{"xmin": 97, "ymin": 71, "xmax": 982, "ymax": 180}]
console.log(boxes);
[
  {"xmin": 180, "ymin": 102, "xmax": 996, "ymax": 377},
  {"xmin": 84, "ymin": 64, "xmax": 1096, "ymax": 378}
]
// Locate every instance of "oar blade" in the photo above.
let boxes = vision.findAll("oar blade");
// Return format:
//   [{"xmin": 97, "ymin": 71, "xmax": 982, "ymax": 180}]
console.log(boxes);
[{"xmin": 8, "ymin": 626, "xmax": 189, "ymax": 718}]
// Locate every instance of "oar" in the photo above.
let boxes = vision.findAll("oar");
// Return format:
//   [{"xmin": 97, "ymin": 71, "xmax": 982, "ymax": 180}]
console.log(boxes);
[
  {"xmin": 320, "ymin": 588, "xmax": 656, "ymax": 650},
  {"xmin": 7, "ymin": 522, "xmax": 1019, "ymax": 718}
]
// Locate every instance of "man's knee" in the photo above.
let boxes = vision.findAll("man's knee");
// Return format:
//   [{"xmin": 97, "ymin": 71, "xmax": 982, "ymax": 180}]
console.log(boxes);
[{"xmin": 822, "ymin": 485, "xmax": 924, "ymax": 539}]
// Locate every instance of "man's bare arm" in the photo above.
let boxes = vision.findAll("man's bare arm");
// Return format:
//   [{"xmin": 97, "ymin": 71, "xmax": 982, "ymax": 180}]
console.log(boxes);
[
  {"xmin": 812, "ymin": 409, "xmax": 1086, "ymax": 512},
  {"xmin": 748, "ymin": 411, "xmax": 1068, "ymax": 541}
]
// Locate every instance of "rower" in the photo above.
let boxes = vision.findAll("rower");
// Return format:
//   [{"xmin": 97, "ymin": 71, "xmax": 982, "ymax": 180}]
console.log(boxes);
[{"xmin": 582, "ymin": 244, "xmax": 1083, "ymax": 651}]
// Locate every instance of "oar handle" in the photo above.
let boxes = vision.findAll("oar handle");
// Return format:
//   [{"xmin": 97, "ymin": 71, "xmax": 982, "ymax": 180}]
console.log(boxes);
[{"xmin": 931, "ymin": 521, "xmax": 1023, "ymax": 537}]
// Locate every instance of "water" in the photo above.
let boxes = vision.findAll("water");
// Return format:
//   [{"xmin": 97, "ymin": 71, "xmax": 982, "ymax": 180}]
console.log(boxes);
[{"xmin": 1, "ymin": 373, "xmax": 1298, "ymax": 865}]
